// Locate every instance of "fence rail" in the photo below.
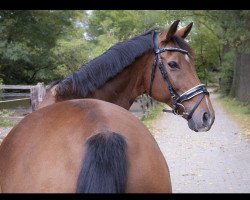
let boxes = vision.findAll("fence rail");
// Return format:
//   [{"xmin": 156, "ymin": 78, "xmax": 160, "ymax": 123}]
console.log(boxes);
[
  {"xmin": 0, "ymin": 83, "xmax": 46, "ymax": 111},
  {"xmin": 0, "ymin": 83, "xmax": 158, "ymax": 118},
  {"xmin": 0, "ymin": 93, "xmax": 31, "ymax": 98},
  {"xmin": 0, "ymin": 85, "xmax": 33, "ymax": 90}
]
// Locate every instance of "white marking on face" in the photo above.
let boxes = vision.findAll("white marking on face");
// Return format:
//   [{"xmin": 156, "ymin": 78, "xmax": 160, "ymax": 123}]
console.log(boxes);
[
  {"xmin": 205, "ymin": 95, "xmax": 212, "ymax": 113},
  {"xmin": 185, "ymin": 54, "xmax": 190, "ymax": 62}
]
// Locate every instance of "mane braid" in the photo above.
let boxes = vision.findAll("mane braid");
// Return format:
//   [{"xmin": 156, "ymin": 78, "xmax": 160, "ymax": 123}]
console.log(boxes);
[{"xmin": 56, "ymin": 30, "xmax": 154, "ymax": 99}]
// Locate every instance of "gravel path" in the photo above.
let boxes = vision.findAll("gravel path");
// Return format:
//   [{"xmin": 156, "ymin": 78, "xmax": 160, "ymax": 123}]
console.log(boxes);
[{"xmin": 149, "ymin": 93, "xmax": 250, "ymax": 193}]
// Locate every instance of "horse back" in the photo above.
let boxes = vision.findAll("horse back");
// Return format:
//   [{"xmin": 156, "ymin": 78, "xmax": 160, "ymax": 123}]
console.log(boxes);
[{"xmin": 0, "ymin": 99, "xmax": 171, "ymax": 193}]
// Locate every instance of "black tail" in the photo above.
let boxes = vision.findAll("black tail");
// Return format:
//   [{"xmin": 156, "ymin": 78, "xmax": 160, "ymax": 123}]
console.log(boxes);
[{"xmin": 76, "ymin": 132, "xmax": 128, "ymax": 193}]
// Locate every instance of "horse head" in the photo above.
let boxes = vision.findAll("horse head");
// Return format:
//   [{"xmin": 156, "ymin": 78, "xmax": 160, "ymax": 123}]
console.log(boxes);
[{"xmin": 145, "ymin": 20, "xmax": 215, "ymax": 132}]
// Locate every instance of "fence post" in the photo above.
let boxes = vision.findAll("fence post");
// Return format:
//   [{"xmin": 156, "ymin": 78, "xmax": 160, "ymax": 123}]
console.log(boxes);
[{"xmin": 30, "ymin": 82, "xmax": 46, "ymax": 111}]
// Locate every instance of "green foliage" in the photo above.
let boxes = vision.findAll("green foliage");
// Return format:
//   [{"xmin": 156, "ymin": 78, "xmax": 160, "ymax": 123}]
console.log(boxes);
[
  {"xmin": 0, "ymin": 119, "xmax": 16, "ymax": 127},
  {"xmin": 219, "ymin": 96, "xmax": 250, "ymax": 115},
  {"xmin": 86, "ymin": 10, "xmax": 144, "ymax": 41},
  {"xmin": 208, "ymin": 10, "xmax": 250, "ymax": 99},
  {"xmin": 189, "ymin": 21, "xmax": 222, "ymax": 84},
  {"xmin": 0, "ymin": 10, "xmax": 249, "ymax": 103},
  {"xmin": 142, "ymin": 103, "xmax": 164, "ymax": 122},
  {"xmin": 0, "ymin": 10, "xmax": 227, "ymax": 86},
  {"xmin": 88, "ymin": 33, "xmax": 119, "ymax": 60},
  {"xmin": 0, "ymin": 77, "xmax": 3, "ymax": 96},
  {"xmin": 0, "ymin": 109, "xmax": 14, "ymax": 117},
  {"xmin": 142, "ymin": 103, "xmax": 165, "ymax": 130},
  {"xmin": 85, "ymin": 10, "xmax": 175, "ymax": 59},
  {"xmin": 50, "ymin": 38, "xmax": 91, "ymax": 80},
  {"xmin": 217, "ymin": 96, "xmax": 250, "ymax": 133},
  {"xmin": 219, "ymin": 50, "xmax": 236, "ymax": 96},
  {"xmin": 212, "ymin": 10, "xmax": 250, "ymax": 53},
  {"xmin": 0, "ymin": 109, "xmax": 16, "ymax": 127},
  {"xmin": 0, "ymin": 10, "xmax": 85, "ymax": 84}
]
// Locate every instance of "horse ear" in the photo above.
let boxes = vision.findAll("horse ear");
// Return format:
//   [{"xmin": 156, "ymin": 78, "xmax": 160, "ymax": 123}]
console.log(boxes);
[
  {"xmin": 176, "ymin": 22, "xmax": 193, "ymax": 39},
  {"xmin": 162, "ymin": 20, "xmax": 180, "ymax": 42}
]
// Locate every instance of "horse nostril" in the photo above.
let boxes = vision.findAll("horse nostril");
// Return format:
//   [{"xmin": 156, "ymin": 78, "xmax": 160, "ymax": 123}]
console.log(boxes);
[{"xmin": 202, "ymin": 112, "xmax": 210, "ymax": 125}]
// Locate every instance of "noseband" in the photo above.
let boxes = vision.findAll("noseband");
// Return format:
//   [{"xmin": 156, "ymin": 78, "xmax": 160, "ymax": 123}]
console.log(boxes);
[{"xmin": 149, "ymin": 32, "xmax": 209, "ymax": 120}]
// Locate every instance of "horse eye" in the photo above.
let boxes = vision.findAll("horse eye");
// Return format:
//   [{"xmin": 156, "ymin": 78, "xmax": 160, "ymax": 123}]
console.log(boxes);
[{"xmin": 168, "ymin": 61, "xmax": 179, "ymax": 69}]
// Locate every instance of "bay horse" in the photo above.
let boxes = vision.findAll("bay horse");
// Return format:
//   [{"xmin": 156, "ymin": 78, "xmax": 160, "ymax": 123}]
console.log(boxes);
[
  {"xmin": 39, "ymin": 20, "xmax": 215, "ymax": 132},
  {"xmin": 0, "ymin": 99, "xmax": 171, "ymax": 193}
]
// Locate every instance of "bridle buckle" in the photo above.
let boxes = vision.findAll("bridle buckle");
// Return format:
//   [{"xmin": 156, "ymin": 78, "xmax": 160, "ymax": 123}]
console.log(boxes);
[{"xmin": 173, "ymin": 103, "xmax": 187, "ymax": 116}]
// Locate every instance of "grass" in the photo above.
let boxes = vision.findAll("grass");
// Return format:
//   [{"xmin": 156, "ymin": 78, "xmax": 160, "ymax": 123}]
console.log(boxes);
[
  {"xmin": 141, "ymin": 103, "xmax": 165, "ymax": 129},
  {"xmin": 0, "ymin": 98, "xmax": 31, "ymax": 109},
  {"xmin": 217, "ymin": 96, "xmax": 250, "ymax": 136},
  {"xmin": 0, "ymin": 109, "xmax": 17, "ymax": 127},
  {"xmin": 0, "ymin": 119, "xmax": 16, "ymax": 127}
]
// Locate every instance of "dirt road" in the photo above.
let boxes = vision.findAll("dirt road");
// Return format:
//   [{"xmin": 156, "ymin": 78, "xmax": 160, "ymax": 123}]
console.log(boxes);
[{"xmin": 149, "ymin": 93, "xmax": 250, "ymax": 193}]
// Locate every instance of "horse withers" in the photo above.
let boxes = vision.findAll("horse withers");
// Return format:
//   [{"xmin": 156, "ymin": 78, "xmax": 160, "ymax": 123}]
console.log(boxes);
[{"xmin": 0, "ymin": 99, "xmax": 171, "ymax": 193}]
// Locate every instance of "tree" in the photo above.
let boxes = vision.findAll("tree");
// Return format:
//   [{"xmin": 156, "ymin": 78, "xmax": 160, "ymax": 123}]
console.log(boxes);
[
  {"xmin": 211, "ymin": 10, "xmax": 250, "ymax": 102},
  {"xmin": 1, "ymin": 10, "xmax": 249, "ymax": 104},
  {"xmin": 0, "ymin": 10, "xmax": 84, "ymax": 84},
  {"xmin": 50, "ymin": 38, "xmax": 91, "ymax": 80}
]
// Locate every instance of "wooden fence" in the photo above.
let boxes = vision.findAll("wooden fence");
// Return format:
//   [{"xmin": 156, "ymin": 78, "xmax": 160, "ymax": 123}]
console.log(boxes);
[
  {"xmin": 0, "ymin": 83, "xmax": 46, "ymax": 111},
  {"xmin": 0, "ymin": 83, "xmax": 158, "ymax": 119}
]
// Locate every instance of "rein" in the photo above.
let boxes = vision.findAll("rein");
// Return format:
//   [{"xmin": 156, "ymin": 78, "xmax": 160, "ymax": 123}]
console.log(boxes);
[{"xmin": 149, "ymin": 31, "xmax": 209, "ymax": 120}]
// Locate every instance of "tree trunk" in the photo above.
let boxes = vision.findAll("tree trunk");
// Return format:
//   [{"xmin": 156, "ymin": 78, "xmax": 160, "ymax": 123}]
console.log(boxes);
[{"xmin": 230, "ymin": 52, "xmax": 250, "ymax": 103}]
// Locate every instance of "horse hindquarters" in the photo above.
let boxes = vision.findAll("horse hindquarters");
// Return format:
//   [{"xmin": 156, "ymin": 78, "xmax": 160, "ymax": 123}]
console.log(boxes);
[{"xmin": 76, "ymin": 132, "xmax": 128, "ymax": 193}]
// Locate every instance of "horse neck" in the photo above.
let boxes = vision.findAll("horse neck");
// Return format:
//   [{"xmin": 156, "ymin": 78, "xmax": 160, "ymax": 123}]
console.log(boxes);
[{"xmin": 88, "ymin": 52, "xmax": 153, "ymax": 110}]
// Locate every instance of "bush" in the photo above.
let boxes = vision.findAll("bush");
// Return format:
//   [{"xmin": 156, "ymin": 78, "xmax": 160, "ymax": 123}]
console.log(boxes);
[{"xmin": 219, "ymin": 50, "xmax": 235, "ymax": 96}]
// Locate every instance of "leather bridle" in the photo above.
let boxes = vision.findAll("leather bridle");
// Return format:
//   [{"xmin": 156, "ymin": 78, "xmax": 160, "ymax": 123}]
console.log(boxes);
[{"xmin": 149, "ymin": 31, "xmax": 209, "ymax": 120}]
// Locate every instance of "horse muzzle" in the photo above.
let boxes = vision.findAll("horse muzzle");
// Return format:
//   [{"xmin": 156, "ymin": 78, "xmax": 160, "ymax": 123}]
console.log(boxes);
[{"xmin": 187, "ymin": 110, "xmax": 215, "ymax": 132}]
